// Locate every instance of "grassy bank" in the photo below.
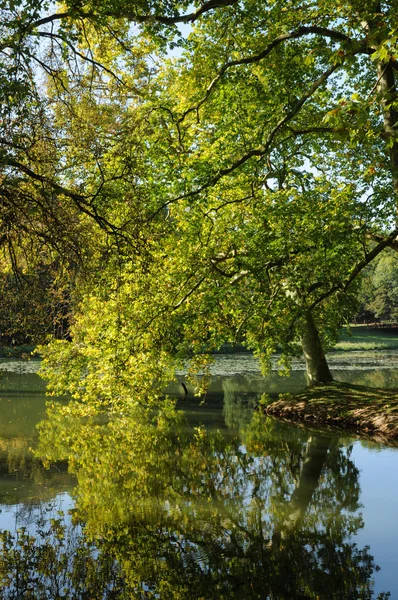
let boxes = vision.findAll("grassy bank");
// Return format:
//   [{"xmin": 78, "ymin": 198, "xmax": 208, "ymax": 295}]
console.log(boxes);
[
  {"xmin": 217, "ymin": 327, "xmax": 398, "ymax": 354},
  {"xmin": 265, "ymin": 382, "xmax": 398, "ymax": 443},
  {"xmin": 334, "ymin": 325, "xmax": 398, "ymax": 351}
]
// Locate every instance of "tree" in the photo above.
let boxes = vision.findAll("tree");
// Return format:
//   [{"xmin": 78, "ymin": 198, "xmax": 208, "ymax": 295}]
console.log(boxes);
[{"xmin": 3, "ymin": 1, "xmax": 398, "ymax": 390}]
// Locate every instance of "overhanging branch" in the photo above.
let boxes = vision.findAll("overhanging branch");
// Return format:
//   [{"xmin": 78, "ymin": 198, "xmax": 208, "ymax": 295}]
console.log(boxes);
[
  {"xmin": 178, "ymin": 26, "xmax": 357, "ymax": 124},
  {"xmin": 150, "ymin": 62, "xmax": 341, "ymax": 219},
  {"xmin": 28, "ymin": 0, "xmax": 239, "ymax": 31},
  {"xmin": 1, "ymin": 157, "xmax": 120, "ymax": 234},
  {"xmin": 308, "ymin": 228, "xmax": 398, "ymax": 311}
]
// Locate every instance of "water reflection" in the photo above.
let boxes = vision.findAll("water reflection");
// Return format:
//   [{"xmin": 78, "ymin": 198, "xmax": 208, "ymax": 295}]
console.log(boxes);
[
  {"xmin": 336, "ymin": 368, "xmax": 398, "ymax": 389},
  {"xmin": 0, "ymin": 356, "xmax": 396, "ymax": 597},
  {"xmin": 0, "ymin": 383, "xmax": 74, "ymax": 505},
  {"xmin": 0, "ymin": 399, "xmax": 389, "ymax": 599}
]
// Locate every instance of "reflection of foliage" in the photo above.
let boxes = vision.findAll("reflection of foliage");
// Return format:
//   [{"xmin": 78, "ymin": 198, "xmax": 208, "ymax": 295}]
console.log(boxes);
[
  {"xmin": 0, "ymin": 387, "xmax": 75, "ymax": 505},
  {"xmin": 222, "ymin": 378, "xmax": 257, "ymax": 431},
  {"xmin": 0, "ymin": 512, "xmax": 128, "ymax": 599},
  {"xmin": 0, "ymin": 518, "xmax": 390, "ymax": 600},
  {"xmin": 30, "ymin": 400, "xmax": 391, "ymax": 598}
]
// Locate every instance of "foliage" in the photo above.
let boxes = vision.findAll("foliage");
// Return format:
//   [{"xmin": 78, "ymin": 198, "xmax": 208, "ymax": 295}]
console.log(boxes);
[
  {"xmin": 357, "ymin": 249, "xmax": 398, "ymax": 322},
  {"xmin": 27, "ymin": 398, "xmax": 391, "ymax": 598},
  {"xmin": 2, "ymin": 0, "xmax": 398, "ymax": 388},
  {"xmin": 0, "ymin": 512, "xmax": 129, "ymax": 599}
]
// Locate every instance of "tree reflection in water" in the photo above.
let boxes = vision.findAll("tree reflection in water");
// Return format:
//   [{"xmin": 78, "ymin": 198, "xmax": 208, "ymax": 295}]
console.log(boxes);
[{"xmin": 0, "ymin": 396, "xmax": 391, "ymax": 599}]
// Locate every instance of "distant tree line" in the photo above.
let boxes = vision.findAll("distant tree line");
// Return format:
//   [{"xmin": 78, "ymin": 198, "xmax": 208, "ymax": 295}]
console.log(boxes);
[
  {"xmin": 0, "ymin": 262, "xmax": 71, "ymax": 347},
  {"xmin": 356, "ymin": 248, "xmax": 398, "ymax": 325}
]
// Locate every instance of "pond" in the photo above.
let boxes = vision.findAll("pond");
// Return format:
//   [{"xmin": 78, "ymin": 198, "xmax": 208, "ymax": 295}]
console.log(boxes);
[{"xmin": 0, "ymin": 353, "xmax": 397, "ymax": 598}]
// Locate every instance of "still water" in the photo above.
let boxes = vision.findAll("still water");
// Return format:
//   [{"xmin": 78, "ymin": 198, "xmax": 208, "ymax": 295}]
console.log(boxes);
[{"xmin": 0, "ymin": 354, "xmax": 397, "ymax": 598}]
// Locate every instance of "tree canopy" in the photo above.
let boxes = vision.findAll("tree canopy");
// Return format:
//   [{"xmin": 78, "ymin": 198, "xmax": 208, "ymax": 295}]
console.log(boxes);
[{"xmin": 1, "ymin": 0, "xmax": 398, "ymax": 389}]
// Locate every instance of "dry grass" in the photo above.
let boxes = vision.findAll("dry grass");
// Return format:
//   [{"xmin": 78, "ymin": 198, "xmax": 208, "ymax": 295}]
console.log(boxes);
[{"xmin": 265, "ymin": 382, "xmax": 398, "ymax": 443}]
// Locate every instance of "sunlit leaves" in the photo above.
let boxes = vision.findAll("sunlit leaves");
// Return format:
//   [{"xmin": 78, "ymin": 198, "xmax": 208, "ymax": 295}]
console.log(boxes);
[{"xmin": 3, "ymin": 0, "xmax": 398, "ymax": 394}]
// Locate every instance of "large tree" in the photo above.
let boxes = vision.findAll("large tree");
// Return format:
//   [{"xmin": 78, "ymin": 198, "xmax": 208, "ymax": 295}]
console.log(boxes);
[{"xmin": 3, "ymin": 0, "xmax": 398, "ymax": 390}]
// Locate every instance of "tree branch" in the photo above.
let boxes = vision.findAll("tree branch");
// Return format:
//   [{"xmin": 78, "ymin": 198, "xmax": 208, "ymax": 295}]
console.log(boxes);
[
  {"xmin": 172, "ymin": 276, "xmax": 205, "ymax": 310},
  {"xmin": 285, "ymin": 126, "xmax": 347, "ymax": 137},
  {"xmin": 178, "ymin": 26, "xmax": 357, "ymax": 124},
  {"xmin": 35, "ymin": 31, "xmax": 127, "ymax": 88},
  {"xmin": 1, "ymin": 157, "xmax": 120, "ymax": 234},
  {"xmin": 28, "ymin": 0, "xmax": 239, "ymax": 31},
  {"xmin": 150, "ymin": 62, "xmax": 340, "ymax": 219},
  {"xmin": 367, "ymin": 231, "xmax": 398, "ymax": 252},
  {"xmin": 308, "ymin": 228, "xmax": 398, "ymax": 311}
]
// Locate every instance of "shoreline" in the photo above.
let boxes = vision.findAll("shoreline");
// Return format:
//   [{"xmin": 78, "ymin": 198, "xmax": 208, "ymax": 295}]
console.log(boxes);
[{"xmin": 265, "ymin": 381, "xmax": 398, "ymax": 444}]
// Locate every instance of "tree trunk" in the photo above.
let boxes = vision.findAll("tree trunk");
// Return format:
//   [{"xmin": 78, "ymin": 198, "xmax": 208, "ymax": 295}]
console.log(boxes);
[
  {"xmin": 284, "ymin": 435, "xmax": 332, "ymax": 529},
  {"xmin": 272, "ymin": 435, "xmax": 332, "ymax": 545},
  {"xmin": 301, "ymin": 311, "xmax": 333, "ymax": 386},
  {"xmin": 369, "ymin": 4, "xmax": 398, "ymax": 223}
]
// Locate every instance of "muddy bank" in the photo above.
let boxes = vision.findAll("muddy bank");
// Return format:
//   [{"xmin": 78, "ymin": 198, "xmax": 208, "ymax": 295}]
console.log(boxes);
[{"xmin": 265, "ymin": 382, "xmax": 398, "ymax": 442}]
